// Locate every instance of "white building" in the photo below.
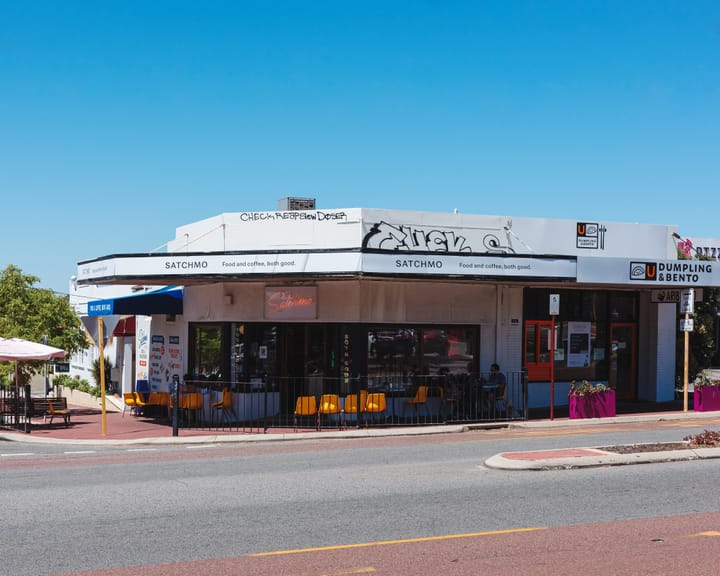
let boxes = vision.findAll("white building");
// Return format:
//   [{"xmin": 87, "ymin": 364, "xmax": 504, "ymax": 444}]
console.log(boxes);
[{"xmin": 71, "ymin": 202, "xmax": 720, "ymax": 421}]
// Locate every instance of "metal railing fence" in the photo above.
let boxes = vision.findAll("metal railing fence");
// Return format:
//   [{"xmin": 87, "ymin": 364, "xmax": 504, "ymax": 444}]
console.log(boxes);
[{"xmin": 165, "ymin": 370, "xmax": 527, "ymax": 431}]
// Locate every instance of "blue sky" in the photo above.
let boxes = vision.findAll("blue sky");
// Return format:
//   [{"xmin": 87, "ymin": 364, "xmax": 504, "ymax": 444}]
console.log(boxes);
[{"xmin": 2, "ymin": 1, "xmax": 718, "ymax": 294}]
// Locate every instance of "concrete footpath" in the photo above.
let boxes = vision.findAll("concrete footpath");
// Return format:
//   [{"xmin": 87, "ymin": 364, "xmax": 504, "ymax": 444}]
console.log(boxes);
[{"xmin": 2, "ymin": 399, "xmax": 720, "ymax": 470}]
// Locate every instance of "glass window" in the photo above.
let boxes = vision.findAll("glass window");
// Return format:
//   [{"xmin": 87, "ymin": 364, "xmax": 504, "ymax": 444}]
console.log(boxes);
[
  {"xmin": 189, "ymin": 324, "xmax": 223, "ymax": 381},
  {"xmin": 608, "ymin": 292, "xmax": 637, "ymax": 321},
  {"xmin": 230, "ymin": 323, "xmax": 245, "ymax": 384},
  {"xmin": 523, "ymin": 288, "xmax": 636, "ymax": 382},
  {"xmin": 367, "ymin": 327, "xmax": 418, "ymax": 390},
  {"xmin": 424, "ymin": 327, "xmax": 475, "ymax": 375},
  {"xmin": 367, "ymin": 326, "xmax": 477, "ymax": 391}
]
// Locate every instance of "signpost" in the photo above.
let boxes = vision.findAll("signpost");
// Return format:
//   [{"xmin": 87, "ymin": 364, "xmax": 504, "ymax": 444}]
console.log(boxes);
[
  {"xmin": 549, "ymin": 294, "xmax": 560, "ymax": 420},
  {"xmin": 98, "ymin": 318, "xmax": 107, "ymax": 435},
  {"xmin": 680, "ymin": 289, "xmax": 694, "ymax": 412}
]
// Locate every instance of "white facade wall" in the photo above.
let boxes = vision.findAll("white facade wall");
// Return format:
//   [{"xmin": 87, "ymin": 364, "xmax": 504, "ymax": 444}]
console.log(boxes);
[
  {"xmin": 74, "ymin": 206, "xmax": 720, "ymax": 409},
  {"xmin": 166, "ymin": 208, "xmax": 678, "ymax": 261}
]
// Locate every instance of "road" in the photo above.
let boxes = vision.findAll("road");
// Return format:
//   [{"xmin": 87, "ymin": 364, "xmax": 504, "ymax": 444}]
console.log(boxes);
[{"xmin": 2, "ymin": 417, "xmax": 720, "ymax": 575}]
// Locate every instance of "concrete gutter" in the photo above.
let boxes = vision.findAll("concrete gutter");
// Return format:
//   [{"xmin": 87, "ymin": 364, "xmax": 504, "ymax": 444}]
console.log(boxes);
[{"xmin": 0, "ymin": 424, "xmax": 470, "ymax": 447}]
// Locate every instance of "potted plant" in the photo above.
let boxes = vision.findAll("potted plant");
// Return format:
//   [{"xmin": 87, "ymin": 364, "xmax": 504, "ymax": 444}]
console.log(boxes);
[
  {"xmin": 693, "ymin": 373, "xmax": 720, "ymax": 412},
  {"xmin": 568, "ymin": 380, "xmax": 616, "ymax": 419}
]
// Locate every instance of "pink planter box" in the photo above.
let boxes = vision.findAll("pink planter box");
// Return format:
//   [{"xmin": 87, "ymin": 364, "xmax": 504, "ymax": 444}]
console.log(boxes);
[
  {"xmin": 694, "ymin": 386, "xmax": 720, "ymax": 412},
  {"xmin": 569, "ymin": 390, "xmax": 616, "ymax": 419}
]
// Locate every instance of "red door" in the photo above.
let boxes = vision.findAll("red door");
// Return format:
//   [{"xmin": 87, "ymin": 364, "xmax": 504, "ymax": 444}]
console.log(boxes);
[{"xmin": 525, "ymin": 320, "xmax": 553, "ymax": 381}]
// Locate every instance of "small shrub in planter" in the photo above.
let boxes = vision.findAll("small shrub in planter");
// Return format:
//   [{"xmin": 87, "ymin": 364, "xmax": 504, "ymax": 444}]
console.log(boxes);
[{"xmin": 568, "ymin": 380, "xmax": 616, "ymax": 419}]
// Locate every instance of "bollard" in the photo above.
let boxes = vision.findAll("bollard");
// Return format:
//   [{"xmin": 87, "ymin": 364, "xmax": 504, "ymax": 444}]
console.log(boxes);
[
  {"xmin": 24, "ymin": 384, "xmax": 31, "ymax": 433},
  {"xmin": 172, "ymin": 375, "xmax": 179, "ymax": 437}
]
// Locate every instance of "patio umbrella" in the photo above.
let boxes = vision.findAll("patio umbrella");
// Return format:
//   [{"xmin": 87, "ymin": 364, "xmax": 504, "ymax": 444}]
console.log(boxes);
[
  {"xmin": 0, "ymin": 337, "xmax": 67, "ymax": 361},
  {"xmin": 0, "ymin": 337, "xmax": 67, "ymax": 397}
]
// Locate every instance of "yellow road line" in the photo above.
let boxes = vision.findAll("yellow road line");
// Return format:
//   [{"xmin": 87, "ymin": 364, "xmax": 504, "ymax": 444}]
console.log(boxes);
[{"xmin": 251, "ymin": 526, "xmax": 546, "ymax": 557}]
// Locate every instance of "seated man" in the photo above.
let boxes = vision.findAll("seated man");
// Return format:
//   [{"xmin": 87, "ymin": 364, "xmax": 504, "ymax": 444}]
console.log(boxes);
[
  {"xmin": 480, "ymin": 363, "xmax": 506, "ymax": 415},
  {"xmin": 487, "ymin": 363, "xmax": 506, "ymax": 388}
]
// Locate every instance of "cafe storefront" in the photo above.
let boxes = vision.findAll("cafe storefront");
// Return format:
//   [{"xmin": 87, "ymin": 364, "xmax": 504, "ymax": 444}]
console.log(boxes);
[{"xmin": 73, "ymin": 205, "xmax": 720, "ymax": 425}]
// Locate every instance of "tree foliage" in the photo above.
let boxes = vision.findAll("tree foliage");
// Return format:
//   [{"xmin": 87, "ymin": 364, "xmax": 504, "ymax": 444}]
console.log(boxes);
[
  {"xmin": 691, "ymin": 287, "xmax": 720, "ymax": 375},
  {"xmin": 0, "ymin": 265, "xmax": 89, "ymax": 385},
  {"xmin": 91, "ymin": 355, "xmax": 115, "ymax": 393},
  {"xmin": 677, "ymin": 287, "xmax": 720, "ymax": 382}
]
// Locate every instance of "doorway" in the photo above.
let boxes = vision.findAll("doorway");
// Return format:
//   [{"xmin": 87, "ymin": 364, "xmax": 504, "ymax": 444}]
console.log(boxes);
[
  {"xmin": 524, "ymin": 320, "xmax": 554, "ymax": 381},
  {"xmin": 609, "ymin": 323, "xmax": 636, "ymax": 399}
]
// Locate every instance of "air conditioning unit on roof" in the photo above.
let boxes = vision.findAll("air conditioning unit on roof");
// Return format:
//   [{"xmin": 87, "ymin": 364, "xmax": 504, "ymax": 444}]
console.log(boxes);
[{"xmin": 278, "ymin": 197, "xmax": 316, "ymax": 211}]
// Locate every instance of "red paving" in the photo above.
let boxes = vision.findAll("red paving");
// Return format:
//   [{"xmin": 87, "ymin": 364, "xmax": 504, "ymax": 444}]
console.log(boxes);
[
  {"xmin": 2, "ymin": 404, "xmax": 275, "ymax": 442},
  {"xmin": 500, "ymin": 447, "xmax": 610, "ymax": 460}
]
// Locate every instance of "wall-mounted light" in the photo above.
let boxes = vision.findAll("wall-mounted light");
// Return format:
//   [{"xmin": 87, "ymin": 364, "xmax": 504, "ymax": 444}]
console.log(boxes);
[{"xmin": 224, "ymin": 294, "xmax": 233, "ymax": 305}]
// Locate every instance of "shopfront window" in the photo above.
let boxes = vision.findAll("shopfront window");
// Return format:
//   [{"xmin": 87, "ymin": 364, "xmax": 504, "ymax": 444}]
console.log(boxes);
[
  {"xmin": 523, "ymin": 289, "xmax": 636, "ymax": 382},
  {"xmin": 368, "ymin": 327, "xmax": 418, "ymax": 388},
  {"xmin": 189, "ymin": 324, "xmax": 224, "ymax": 382},
  {"xmin": 367, "ymin": 326, "xmax": 476, "ymax": 389}
]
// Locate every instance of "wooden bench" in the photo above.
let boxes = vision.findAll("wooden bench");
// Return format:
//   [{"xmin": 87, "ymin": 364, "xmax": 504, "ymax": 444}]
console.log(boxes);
[{"xmin": 29, "ymin": 397, "xmax": 71, "ymax": 426}]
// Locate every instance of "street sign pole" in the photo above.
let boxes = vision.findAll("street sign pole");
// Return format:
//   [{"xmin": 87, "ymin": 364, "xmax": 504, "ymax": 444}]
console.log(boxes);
[
  {"xmin": 549, "ymin": 294, "xmax": 560, "ymax": 420},
  {"xmin": 97, "ymin": 317, "xmax": 107, "ymax": 436},
  {"xmin": 683, "ymin": 315, "xmax": 689, "ymax": 412},
  {"xmin": 550, "ymin": 316, "xmax": 555, "ymax": 420},
  {"xmin": 680, "ymin": 289, "xmax": 694, "ymax": 413}
]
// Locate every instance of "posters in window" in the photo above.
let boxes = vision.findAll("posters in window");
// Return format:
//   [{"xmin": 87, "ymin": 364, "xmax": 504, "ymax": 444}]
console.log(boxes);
[{"xmin": 567, "ymin": 321, "xmax": 591, "ymax": 367}]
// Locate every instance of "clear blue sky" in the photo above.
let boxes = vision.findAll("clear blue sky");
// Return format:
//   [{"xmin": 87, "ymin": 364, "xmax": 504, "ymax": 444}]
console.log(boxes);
[{"xmin": 2, "ymin": 1, "xmax": 718, "ymax": 295}]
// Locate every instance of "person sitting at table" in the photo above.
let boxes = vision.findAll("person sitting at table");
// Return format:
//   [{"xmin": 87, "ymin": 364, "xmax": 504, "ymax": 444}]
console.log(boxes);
[
  {"xmin": 480, "ymin": 363, "xmax": 506, "ymax": 414},
  {"xmin": 487, "ymin": 363, "xmax": 506, "ymax": 387}
]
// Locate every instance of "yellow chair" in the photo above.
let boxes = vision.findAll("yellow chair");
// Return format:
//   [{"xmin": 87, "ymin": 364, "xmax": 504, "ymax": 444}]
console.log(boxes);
[
  {"xmin": 134, "ymin": 392, "xmax": 150, "ymax": 415},
  {"xmin": 178, "ymin": 392, "xmax": 203, "ymax": 426},
  {"xmin": 212, "ymin": 388, "xmax": 236, "ymax": 426},
  {"xmin": 343, "ymin": 390, "xmax": 368, "ymax": 418},
  {"xmin": 47, "ymin": 401, "xmax": 71, "ymax": 426},
  {"xmin": 317, "ymin": 394, "xmax": 343, "ymax": 430},
  {"xmin": 122, "ymin": 392, "xmax": 137, "ymax": 417},
  {"xmin": 293, "ymin": 395, "xmax": 318, "ymax": 431},
  {"xmin": 148, "ymin": 392, "xmax": 168, "ymax": 406},
  {"xmin": 364, "ymin": 392, "xmax": 387, "ymax": 425},
  {"xmin": 404, "ymin": 385, "xmax": 429, "ymax": 422}
]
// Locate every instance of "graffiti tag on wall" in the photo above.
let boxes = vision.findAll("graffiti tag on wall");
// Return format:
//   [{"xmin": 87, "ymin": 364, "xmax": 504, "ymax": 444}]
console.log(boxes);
[{"xmin": 362, "ymin": 221, "xmax": 514, "ymax": 254}]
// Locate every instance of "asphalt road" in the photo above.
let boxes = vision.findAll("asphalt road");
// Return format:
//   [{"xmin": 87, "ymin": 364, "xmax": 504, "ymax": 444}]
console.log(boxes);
[{"xmin": 3, "ymin": 419, "xmax": 720, "ymax": 575}]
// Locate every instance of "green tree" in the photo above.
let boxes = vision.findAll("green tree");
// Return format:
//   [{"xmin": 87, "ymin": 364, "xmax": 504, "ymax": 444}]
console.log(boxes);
[
  {"xmin": 691, "ymin": 287, "xmax": 720, "ymax": 375},
  {"xmin": 677, "ymin": 287, "xmax": 720, "ymax": 383},
  {"xmin": 0, "ymin": 265, "xmax": 89, "ymax": 386},
  {"xmin": 91, "ymin": 355, "xmax": 115, "ymax": 394}
]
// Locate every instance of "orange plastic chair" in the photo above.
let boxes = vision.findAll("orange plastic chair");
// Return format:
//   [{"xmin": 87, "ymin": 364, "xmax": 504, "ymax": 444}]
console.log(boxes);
[
  {"xmin": 318, "ymin": 394, "xmax": 343, "ymax": 430},
  {"xmin": 364, "ymin": 392, "xmax": 387, "ymax": 425},
  {"xmin": 343, "ymin": 390, "xmax": 368, "ymax": 416},
  {"xmin": 405, "ymin": 385, "xmax": 429, "ymax": 421},
  {"xmin": 148, "ymin": 392, "xmax": 167, "ymax": 406},
  {"xmin": 177, "ymin": 392, "xmax": 203, "ymax": 426},
  {"xmin": 134, "ymin": 392, "xmax": 150, "ymax": 415},
  {"xmin": 212, "ymin": 388, "xmax": 236, "ymax": 425},
  {"xmin": 293, "ymin": 395, "xmax": 318, "ymax": 431},
  {"xmin": 122, "ymin": 392, "xmax": 137, "ymax": 417}
]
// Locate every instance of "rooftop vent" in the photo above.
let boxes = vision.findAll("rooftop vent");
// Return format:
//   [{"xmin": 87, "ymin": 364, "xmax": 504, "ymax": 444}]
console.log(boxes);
[{"xmin": 278, "ymin": 197, "xmax": 316, "ymax": 211}]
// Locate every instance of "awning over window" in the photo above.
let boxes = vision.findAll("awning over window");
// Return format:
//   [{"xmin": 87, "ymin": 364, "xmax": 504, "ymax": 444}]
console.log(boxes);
[{"xmin": 87, "ymin": 286, "xmax": 183, "ymax": 316}]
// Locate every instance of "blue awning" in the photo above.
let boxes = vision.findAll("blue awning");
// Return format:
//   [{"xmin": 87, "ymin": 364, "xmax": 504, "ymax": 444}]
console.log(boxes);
[{"xmin": 87, "ymin": 286, "xmax": 183, "ymax": 316}]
